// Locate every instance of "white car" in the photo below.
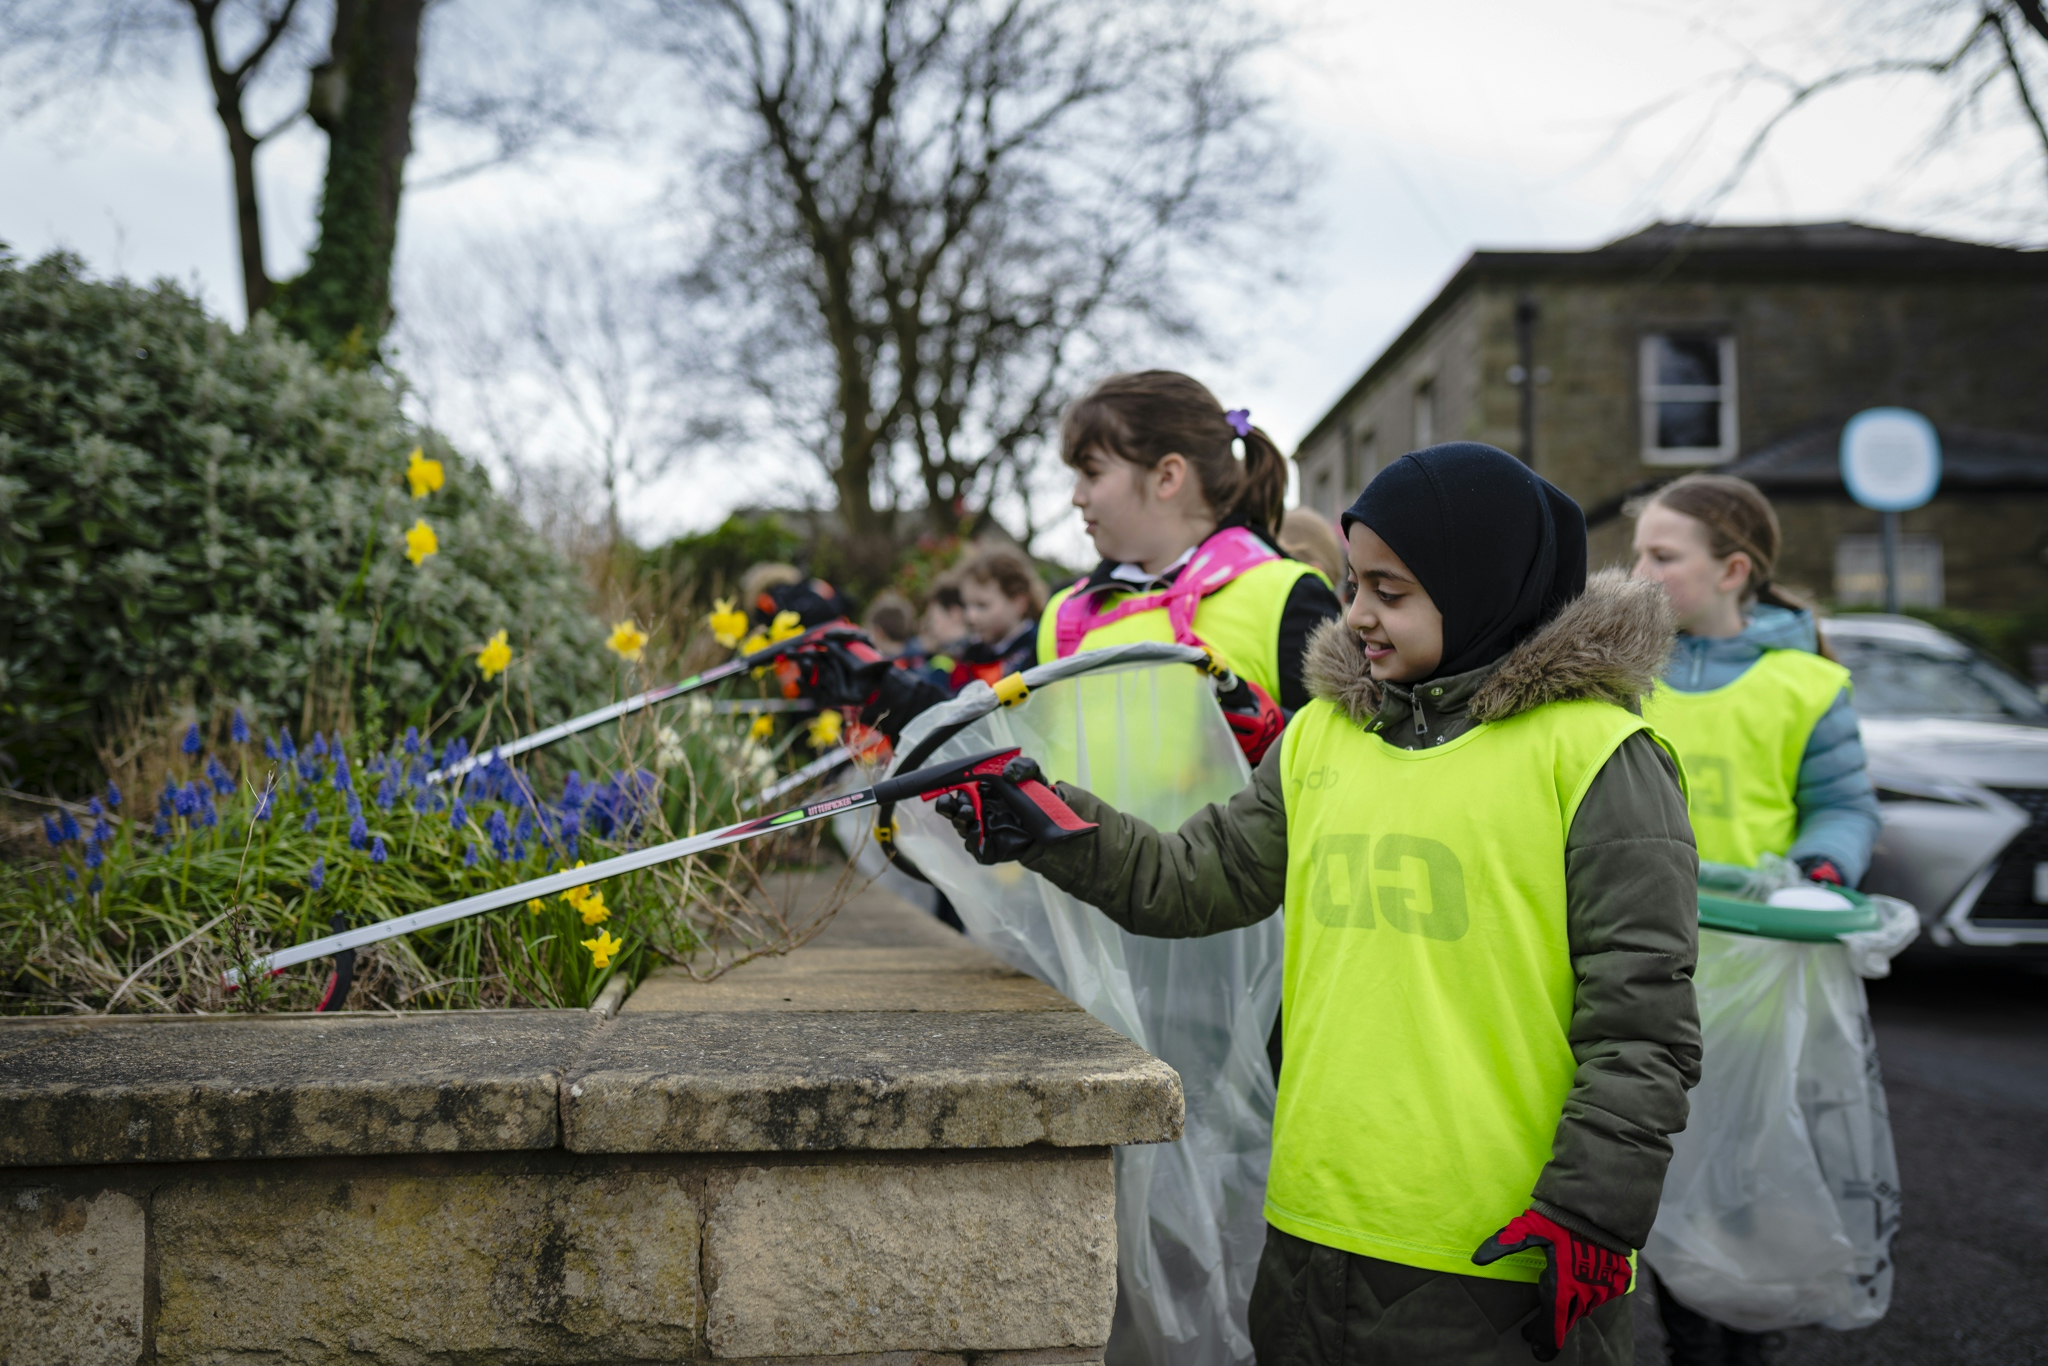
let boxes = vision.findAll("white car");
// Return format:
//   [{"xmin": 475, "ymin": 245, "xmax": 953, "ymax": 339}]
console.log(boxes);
[{"xmin": 1820, "ymin": 614, "xmax": 2048, "ymax": 953}]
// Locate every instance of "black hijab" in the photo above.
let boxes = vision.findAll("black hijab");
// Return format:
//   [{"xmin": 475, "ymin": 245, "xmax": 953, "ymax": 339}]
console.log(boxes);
[{"xmin": 1341, "ymin": 442, "xmax": 1587, "ymax": 679}]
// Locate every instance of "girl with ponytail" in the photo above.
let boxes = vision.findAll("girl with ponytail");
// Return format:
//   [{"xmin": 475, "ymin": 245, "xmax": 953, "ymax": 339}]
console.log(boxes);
[
  {"xmin": 1043, "ymin": 370, "xmax": 1341, "ymax": 762},
  {"xmin": 1630, "ymin": 474, "xmax": 1882, "ymax": 1364}
]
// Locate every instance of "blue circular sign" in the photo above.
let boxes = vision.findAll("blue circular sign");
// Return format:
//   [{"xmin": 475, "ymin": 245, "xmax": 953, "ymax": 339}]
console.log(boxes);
[{"xmin": 1840, "ymin": 408, "xmax": 1941, "ymax": 512}]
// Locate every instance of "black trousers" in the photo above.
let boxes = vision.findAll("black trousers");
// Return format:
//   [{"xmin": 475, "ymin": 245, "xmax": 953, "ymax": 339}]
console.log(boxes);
[{"xmin": 1248, "ymin": 1224, "xmax": 1634, "ymax": 1366}]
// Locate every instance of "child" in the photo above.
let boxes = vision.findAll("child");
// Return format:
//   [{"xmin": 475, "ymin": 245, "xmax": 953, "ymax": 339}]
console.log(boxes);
[
  {"xmin": 1279, "ymin": 506, "xmax": 1347, "ymax": 590},
  {"xmin": 741, "ymin": 561, "xmax": 855, "ymax": 631},
  {"xmin": 862, "ymin": 591, "xmax": 917, "ymax": 656},
  {"xmin": 1631, "ymin": 474, "xmax": 1878, "ymax": 889},
  {"xmin": 943, "ymin": 443, "xmax": 1703, "ymax": 1365},
  {"xmin": 1045, "ymin": 371, "xmax": 1341, "ymax": 762},
  {"xmin": 950, "ymin": 544, "xmax": 1046, "ymax": 688},
  {"xmin": 1629, "ymin": 474, "xmax": 1879, "ymax": 1366},
  {"xmin": 913, "ymin": 576, "xmax": 970, "ymax": 683}
]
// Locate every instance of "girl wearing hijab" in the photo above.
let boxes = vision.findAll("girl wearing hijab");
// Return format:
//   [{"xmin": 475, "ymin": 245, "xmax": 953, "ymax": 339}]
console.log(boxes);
[{"xmin": 940, "ymin": 443, "xmax": 1703, "ymax": 1365}]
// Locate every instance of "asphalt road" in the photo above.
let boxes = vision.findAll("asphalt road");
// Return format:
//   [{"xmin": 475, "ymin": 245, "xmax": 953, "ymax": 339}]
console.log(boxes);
[{"xmin": 1632, "ymin": 955, "xmax": 2048, "ymax": 1366}]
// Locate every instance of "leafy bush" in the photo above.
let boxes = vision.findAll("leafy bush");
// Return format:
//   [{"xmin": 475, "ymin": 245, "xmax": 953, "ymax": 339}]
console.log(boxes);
[{"xmin": 0, "ymin": 250, "xmax": 609, "ymax": 790}]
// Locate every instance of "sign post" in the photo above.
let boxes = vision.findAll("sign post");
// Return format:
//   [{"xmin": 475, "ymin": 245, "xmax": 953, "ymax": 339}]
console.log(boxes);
[{"xmin": 1840, "ymin": 409, "xmax": 1941, "ymax": 613}]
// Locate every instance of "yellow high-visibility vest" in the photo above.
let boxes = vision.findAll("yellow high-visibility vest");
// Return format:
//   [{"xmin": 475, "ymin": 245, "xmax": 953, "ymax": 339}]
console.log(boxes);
[
  {"xmin": 1641, "ymin": 649, "xmax": 1848, "ymax": 867},
  {"xmin": 1270, "ymin": 694, "xmax": 1661, "ymax": 1281},
  {"xmin": 1039, "ymin": 557, "xmax": 1320, "ymax": 701}
]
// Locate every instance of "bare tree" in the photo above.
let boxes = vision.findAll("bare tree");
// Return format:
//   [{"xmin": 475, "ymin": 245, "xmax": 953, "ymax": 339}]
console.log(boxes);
[
  {"xmin": 1622, "ymin": 1, "xmax": 2048, "ymax": 231},
  {"xmin": 631, "ymin": 0, "xmax": 1299, "ymax": 578},
  {"xmin": 399, "ymin": 226, "xmax": 711, "ymax": 547},
  {"xmin": 0, "ymin": 0, "xmax": 616, "ymax": 353}
]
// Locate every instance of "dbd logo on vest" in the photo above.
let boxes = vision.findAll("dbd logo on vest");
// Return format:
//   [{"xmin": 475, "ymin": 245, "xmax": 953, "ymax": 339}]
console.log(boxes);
[{"xmin": 1305, "ymin": 833, "xmax": 1468, "ymax": 940}]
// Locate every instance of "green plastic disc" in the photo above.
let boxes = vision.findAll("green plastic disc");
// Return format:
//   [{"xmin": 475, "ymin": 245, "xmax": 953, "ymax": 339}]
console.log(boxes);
[{"xmin": 1695, "ymin": 883, "xmax": 1881, "ymax": 942}]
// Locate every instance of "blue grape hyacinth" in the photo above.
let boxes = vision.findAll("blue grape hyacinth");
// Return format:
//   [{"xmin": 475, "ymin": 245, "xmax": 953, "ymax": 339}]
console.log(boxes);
[{"xmin": 181, "ymin": 723, "xmax": 202, "ymax": 756}]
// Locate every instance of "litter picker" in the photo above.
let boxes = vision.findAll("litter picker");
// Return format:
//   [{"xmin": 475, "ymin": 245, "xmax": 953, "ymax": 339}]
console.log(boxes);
[
  {"xmin": 227, "ymin": 746, "xmax": 1092, "ymax": 988},
  {"xmin": 427, "ymin": 624, "xmax": 872, "ymax": 784}
]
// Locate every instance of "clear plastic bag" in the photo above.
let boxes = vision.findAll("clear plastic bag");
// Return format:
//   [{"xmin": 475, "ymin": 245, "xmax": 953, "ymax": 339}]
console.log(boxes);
[
  {"xmin": 1643, "ymin": 929, "xmax": 1900, "ymax": 1331},
  {"xmin": 887, "ymin": 653, "xmax": 1281, "ymax": 1366}
]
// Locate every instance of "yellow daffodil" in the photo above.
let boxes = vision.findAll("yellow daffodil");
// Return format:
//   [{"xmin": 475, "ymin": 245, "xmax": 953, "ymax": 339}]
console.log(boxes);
[
  {"xmin": 707, "ymin": 597, "xmax": 749, "ymax": 649},
  {"xmin": 768, "ymin": 609, "xmax": 804, "ymax": 642},
  {"xmin": 528, "ymin": 898, "xmax": 544, "ymax": 915},
  {"xmin": 807, "ymin": 709, "xmax": 843, "ymax": 750},
  {"xmin": 405, "ymin": 446, "xmax": 445, "ymax": 498},
  {"xmin": 606, "ymin": 619, "xmax": 648, "ymax": 661},
  {"xmin": 737, "ymin": 632, "xmax": 769, "ymax": 657},
  {"xmin": 476, "ymin": 629, "xmax": 511, "ymax": 681},
  {"xmin": 561, "ymin": 863, "xmax": 593, "ymax": 913},
  {"xmin": 748, "ymin": 713, "xmax": 775, "ymax": 741},
  {"xmin": 404, "ymin": 519, "xmax": 438, "ymax": 565},
  {"xmin": 577, "ymin": 891, "xmax": 610, "ymax": 926},
  {"xmin": 582, "ymin": 928, "xmax": 625, "ymax": 968}
]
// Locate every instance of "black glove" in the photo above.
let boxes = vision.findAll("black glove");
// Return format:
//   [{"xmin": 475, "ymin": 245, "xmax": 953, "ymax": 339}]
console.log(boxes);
[
  {"xmin": 860, "ymin": 666, "xmax": 952, "ymax": 741},
  {"xmin": 1217, "ymin": 676, "xmax": 1287, "ymax": 766},
  {"xmin": 934, "ymin": 756, "xmax": 1058, "ymax": 864}
]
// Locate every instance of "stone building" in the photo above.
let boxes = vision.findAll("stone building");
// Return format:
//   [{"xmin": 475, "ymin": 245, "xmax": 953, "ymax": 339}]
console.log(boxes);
[{"xmin": 1292, "ymin": 223, "xmax": 2048, "ymax": 610}]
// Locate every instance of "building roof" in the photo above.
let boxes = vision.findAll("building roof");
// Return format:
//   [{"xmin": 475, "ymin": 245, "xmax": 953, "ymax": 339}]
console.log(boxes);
[
  {"xmin": 1298, "ymin": 222, "xmax": 2048, "ymax": 455},
  {"xmin": 1580, "ymin": 423, "xmax": 2048, "ymax": 527}
]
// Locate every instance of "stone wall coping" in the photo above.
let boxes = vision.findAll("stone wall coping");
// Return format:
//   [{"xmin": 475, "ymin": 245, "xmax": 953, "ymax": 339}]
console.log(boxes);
[
  {"xmin": 0, "ymin": 1006, "xmax": 1180, "ymax": 1168},
  {"xmin": 0, "ymin": 877, "xmax": 1184, "ymax": 1169}
]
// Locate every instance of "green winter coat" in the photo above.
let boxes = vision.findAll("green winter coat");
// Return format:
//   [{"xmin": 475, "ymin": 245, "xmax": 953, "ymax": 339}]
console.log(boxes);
[{"xmin": 1021, "ymin": 570, "xmax": 1703, "ymax": 1365}]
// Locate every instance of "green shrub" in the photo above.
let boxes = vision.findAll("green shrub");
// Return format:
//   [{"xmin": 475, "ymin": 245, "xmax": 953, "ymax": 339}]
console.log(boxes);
[{"xmin": 0, "ymin": 250, "xmax": 609, "ymax": 790}]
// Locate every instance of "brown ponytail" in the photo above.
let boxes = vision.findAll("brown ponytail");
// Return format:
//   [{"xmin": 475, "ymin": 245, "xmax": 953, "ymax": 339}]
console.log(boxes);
[
  {"xmin": 1643, "ymin": 473, "xmax": 1835, "ymax": 657},
  {"xmin": 1060, "ymin": 371, "xmax": 1287, "ymax": 537}
]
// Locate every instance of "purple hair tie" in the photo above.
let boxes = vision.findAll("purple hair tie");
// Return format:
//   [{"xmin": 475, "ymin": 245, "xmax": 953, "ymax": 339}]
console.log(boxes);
[{"xmin": 1225, "ymin": 408, "xmax": 1252, "ymax": 437}]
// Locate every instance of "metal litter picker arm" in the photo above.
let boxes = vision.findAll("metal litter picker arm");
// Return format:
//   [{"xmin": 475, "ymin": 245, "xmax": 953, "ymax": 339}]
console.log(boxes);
[
  {"xmin": 426, "ymin": 625, "xmax": 869, "ymax": 784},
  {"xmin": 226, "ymin": 746, "xmax": 1083, "ymax": 986}
]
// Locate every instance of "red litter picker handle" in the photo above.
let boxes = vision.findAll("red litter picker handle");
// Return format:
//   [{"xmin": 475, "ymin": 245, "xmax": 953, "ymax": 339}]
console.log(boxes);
[{"xmin": 916, "ymin": 748, "xmax": 1097, "ymax": 847}]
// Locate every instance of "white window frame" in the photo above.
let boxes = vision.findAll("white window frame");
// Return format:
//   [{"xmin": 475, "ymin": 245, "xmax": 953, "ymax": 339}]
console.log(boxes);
[{"xmin": 1639, "ymin": 334, "xmax": 1738, "ymax": 466}]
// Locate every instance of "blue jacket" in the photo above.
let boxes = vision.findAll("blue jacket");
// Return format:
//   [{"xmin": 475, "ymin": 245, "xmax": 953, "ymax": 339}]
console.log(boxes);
[{"xmin": 1662, "ymin": 604, "xmax": 1881, "ymax": 885}]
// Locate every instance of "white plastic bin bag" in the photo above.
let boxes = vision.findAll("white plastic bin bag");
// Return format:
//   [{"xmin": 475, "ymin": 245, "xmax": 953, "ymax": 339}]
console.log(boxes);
[
  {"xmin": 1644, "ymin": 927, "xmax": 1902, "ymax": 1331},
  {"xmin": 885, "ymin": 645, "xmax": 1282, "ymax": 1366}
]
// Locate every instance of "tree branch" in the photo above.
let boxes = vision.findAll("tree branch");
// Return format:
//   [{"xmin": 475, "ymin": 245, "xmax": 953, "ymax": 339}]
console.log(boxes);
[{"xmin": 1989, "ymin": 4, "xmax": 2048, "ymax": 165}]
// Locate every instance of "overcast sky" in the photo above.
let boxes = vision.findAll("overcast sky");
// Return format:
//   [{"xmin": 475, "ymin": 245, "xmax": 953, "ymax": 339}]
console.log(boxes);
[{"xmin": 4, "ymin": 0, "xmax": 2039, "ymax": 560}]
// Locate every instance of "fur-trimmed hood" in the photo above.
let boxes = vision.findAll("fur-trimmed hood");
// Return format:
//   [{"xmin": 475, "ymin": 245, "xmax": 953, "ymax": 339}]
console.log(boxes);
[{"xmin": 1303, "ymin": 568, "xmax": 1676, "ymax": 729}]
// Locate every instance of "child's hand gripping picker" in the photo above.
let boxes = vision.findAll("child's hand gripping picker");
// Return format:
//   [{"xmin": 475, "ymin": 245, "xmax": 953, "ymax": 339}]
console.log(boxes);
[{"xmin": 224, "ymin": 747, "xmax": 1090, "ymax": 989}]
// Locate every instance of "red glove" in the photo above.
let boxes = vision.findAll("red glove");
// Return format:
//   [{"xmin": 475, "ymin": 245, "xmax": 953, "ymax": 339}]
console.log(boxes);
[
  {"xmin": 1796, "ymin": 855, "xmax": 1844, "ymax": 886},
  {"xmin": 1471, "ymin": 1209, "xmax": 1631, "ymax": 1362},
  {"xmin": 1218, "ymin": 677, "xmax": 1286, "ymax": 766}
]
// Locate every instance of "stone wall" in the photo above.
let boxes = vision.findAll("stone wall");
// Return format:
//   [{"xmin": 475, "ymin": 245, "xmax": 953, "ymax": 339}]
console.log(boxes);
[{"xmin": 0, "ymin": 879, "xmax": 1183, "ymax": 1365}]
